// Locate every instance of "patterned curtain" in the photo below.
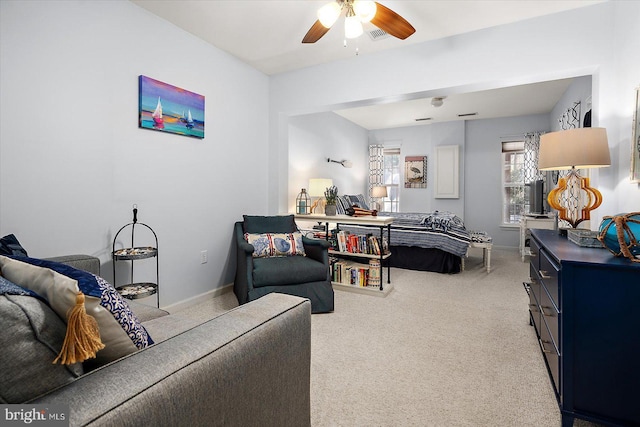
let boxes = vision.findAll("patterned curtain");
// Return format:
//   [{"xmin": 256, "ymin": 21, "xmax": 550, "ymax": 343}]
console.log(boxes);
[
  {"xmin": 368, "ymin": 144, "xmax": 384, "ymax": 201},
  {"xmin": 556, "ymin": 101, "xmax": 583, "ymax": 227},
  {"xmin": 524, "ymin": 132, "xmax": 544, "ymax": 183}
]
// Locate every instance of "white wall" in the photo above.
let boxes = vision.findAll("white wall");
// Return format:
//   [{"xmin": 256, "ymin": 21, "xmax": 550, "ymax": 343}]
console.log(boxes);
[
  {"xmin": 550, "ymin": 76, "xmax": 593, "ymax": 132},
  {"xmin": 288, "ymin": 112, "xmax": 369, "ymax": 212},
  {"xmin": 465, "ymin": 114, "xmax": 551, "ymax": 247},
  {"xmin": 370, "ymin": 76, "xmax": 596, "ymax": 248},
  {"xmin": 611, "ymin": 2, "xmax": 640, "ymax": 210},
  {"xmin": 270, "ymin": 2, "xmax": 640, "ymax": 223},
  {"xmin": 0, "ymin": 0, "xmax": 269, "ymax": 307},
  {"xmin": 368, "ymin": 125, "xmax": 433, "ymax": 212},
  {"xmin": 368, "ymin": 121, "xmax": 465, "ymax": 214}
]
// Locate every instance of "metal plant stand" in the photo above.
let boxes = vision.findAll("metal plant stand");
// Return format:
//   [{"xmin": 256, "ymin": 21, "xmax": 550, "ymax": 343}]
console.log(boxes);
[{"xmin": 112, "ymin": 205, "xmax": 159, "ymax": 307}]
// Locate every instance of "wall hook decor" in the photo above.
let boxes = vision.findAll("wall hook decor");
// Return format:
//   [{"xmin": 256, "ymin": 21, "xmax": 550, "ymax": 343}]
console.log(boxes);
[{"xmin": 327, "ymin": 158, "xmax": 353, "ymax": 168}]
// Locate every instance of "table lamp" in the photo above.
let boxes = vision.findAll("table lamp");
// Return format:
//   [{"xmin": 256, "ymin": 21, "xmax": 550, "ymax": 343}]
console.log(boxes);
[
  {"xmin": 309, "ymin": 178, "xmax": 334, "ymax": 213},
  {"xmin": 371, "ymin": 186, "xmax": 388, "ymax": 211},
  {"xmin": 538, "ymin": 127, "xmax": 610, "ymax": 229}
]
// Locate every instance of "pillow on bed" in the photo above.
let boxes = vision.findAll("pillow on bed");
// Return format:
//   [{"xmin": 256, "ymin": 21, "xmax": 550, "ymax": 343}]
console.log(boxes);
[
  {"xmin": 353, "ymin": 194, "xmax": 370, "ymax": 210},
  {"xmin": 336, "ymin": 197, "xmax": 349, "ymax": 215}
]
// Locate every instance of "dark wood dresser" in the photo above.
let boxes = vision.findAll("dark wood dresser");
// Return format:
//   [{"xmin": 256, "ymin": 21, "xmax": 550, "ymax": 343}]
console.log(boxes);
[{"xmin": 527, "ymin": 229, "xmax": 640, "ymax": 427}]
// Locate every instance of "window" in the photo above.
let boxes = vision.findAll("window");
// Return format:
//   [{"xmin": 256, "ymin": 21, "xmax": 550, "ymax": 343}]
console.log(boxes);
[
  {"xmin": 501, "ymin": 140, "xmax": 527, "ymax": 225},
  {"xmin": 382, "ymin": 147, "xmax": 400, "ymax": 212}
]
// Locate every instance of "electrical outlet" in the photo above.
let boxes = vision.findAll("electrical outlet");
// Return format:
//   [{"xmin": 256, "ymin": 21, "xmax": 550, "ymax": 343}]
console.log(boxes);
[{"xmin": 200, "ymin": 250, "xmax": 208, "ymax": 264}]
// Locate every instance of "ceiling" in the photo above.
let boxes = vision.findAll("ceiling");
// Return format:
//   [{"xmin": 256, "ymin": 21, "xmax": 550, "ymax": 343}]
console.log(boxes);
[
  {"xmin": 131, "ymin": 0, "xmax": 601, "ymax": 129},
  {"xmin": 334, "ymin": 78, "xmax": 576, "ymax": 129}
]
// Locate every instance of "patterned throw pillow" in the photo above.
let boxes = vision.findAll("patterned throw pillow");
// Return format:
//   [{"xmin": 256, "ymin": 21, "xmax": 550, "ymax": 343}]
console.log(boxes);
[
  {"xmin": 336, "ymin": 196, "xmax": 349, "ymax": 215},
  {"xmin": 347, "ymin": 194, "xmax": 370, "ymax": 210},
  {"xmin": 0, "ymin": 255, "xmax": 154, "ymax": 368},
  {"xmin": 337, "ymin": 194, "xmax": 370, "ymax": 215},
  {"xmin": 244, "ymin": 232, "xmax": 306, "ymax": 258}
]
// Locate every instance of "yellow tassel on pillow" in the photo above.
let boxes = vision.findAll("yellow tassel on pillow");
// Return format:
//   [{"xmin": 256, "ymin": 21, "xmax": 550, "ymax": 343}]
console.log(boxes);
[{"xmin": 53, "ymin": 291, "xmax": 105, "ymax": 365}]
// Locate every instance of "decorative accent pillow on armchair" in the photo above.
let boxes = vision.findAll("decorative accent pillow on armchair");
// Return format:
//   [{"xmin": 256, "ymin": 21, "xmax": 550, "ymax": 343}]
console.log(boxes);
[{"xmin": 244, "ymin": 232, "xmax": 306, "ymax": 258}]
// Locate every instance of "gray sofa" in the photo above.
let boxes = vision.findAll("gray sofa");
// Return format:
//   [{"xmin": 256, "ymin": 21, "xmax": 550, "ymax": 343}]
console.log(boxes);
[{"xmin": 23, "ymin": 255, "xmax": 312, "ymax": 426}]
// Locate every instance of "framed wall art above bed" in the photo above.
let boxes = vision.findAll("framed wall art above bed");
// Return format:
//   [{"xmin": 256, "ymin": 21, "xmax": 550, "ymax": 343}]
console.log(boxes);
[{"xmin": 404, "ymin": 156, "xmax": 427, "ymax": 188}]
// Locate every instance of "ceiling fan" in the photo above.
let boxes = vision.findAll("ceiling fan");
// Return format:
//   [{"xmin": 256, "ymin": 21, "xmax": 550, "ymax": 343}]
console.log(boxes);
[{"xmin": 302, "ymin": 0, "xmax": 415, "ymax": 44}]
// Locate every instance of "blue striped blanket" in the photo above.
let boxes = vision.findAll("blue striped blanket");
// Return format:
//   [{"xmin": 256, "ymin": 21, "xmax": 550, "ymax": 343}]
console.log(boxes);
[{"xmin": 339, "ymin": 211, "xmax": 471, "ymax": 258}]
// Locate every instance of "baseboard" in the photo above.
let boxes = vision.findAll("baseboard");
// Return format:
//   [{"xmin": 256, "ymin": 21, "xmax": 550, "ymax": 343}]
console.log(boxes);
[
  {"xmin": 162, "ymin": 283, "xmax": 233, "ymax": 313},
  {"xmin": 493, "ymin": 245, "xmax": 518, "ymax": 251}
]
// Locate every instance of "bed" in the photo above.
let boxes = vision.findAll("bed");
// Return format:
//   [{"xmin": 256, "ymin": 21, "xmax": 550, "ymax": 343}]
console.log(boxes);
[{"xmin": 336, "ymin": 196, "xmax": 471, "ymax": 273}]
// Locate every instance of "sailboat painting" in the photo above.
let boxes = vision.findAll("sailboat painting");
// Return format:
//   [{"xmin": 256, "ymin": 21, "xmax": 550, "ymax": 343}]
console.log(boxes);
[{"xmin": 138, "ymin": 75, "xmax": 204, "ymax": 139}]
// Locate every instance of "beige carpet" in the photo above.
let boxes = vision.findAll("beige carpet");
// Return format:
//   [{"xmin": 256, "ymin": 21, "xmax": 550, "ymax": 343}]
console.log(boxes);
[{"xmin": 174, "ymin": 248, "xmax": 598, "ymax": 426}]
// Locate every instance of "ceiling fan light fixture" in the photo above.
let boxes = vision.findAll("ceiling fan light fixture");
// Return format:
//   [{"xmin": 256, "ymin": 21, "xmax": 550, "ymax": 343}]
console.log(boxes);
[
  {"xmin": 318, "ymin": 1, "xmax": 341, "ymax": 28},
  {"xmin": 353, "ymin": 0, "xmax": 377, "ymax": 23},
  {"xmin": 303, "ymin": 0, "xmax": 414, "ymax": 44},
  {"xmin": 345, "ymin": 14, "xmax": 363, "ymax": 38}
]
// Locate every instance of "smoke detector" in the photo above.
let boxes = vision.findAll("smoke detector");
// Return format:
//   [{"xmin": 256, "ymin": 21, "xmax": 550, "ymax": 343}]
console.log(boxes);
[{"xmin": 431, "ymin": 97, "xmax": 445, "ymax": 108}]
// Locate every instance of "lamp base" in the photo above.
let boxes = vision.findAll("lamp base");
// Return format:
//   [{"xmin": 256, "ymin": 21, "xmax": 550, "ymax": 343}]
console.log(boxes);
[
  {"xmin": 310, "ymin": 198, "xmax": 326, "ymax": 214},
  {"xmin": 547, "ymin": 168, "xmax": 603, "ymax": 229}
]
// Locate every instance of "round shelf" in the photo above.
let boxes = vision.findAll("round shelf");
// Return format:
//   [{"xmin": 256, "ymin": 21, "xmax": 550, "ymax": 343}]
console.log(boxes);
[
  {"xmin": 113, "ymin": 247, "xmax": 157, "ymax": 260},
  {"xmin": 116, "ymin": 282, "xmax": 157, "ymax": 299}
]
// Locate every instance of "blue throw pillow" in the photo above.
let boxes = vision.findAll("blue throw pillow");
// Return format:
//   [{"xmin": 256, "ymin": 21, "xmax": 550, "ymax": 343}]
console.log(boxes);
[
  {"xmin": 0, "ymin": 275, "xmax": 43, "ymax": 300},
  {"xmin": 0, "ymin": 234, "xmax": 28, "ymax": 257}
]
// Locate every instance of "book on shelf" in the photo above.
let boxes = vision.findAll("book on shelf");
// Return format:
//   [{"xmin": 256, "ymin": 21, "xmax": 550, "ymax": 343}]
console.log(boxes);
[
  {"xmin": 330, "ymin": 230, "xmax": 388, "ymax": 256},
  {"xmin": 329, "ymin": 258, "xmax": 381, "ymax": 288}
]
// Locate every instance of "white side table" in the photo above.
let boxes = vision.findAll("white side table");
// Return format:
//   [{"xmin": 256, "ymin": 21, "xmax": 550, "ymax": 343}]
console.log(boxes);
[
  {"xmin": 520, "ymin": 214, "xmax": 556, "ymax": 261},
  {"xmin": 463, "ymin": 241, "xmax": 493, "ymax": 273}
]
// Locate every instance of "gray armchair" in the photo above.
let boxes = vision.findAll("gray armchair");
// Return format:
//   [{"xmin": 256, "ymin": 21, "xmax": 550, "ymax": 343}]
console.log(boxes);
[{"xmin": 234, "ymin": 215, "xmax": 334, "ymax": 313}]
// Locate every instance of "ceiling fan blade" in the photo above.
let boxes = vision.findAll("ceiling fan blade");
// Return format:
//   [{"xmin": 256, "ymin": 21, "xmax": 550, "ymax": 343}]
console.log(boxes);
[
  {"xmin": 302, "ymin": 20, "xmax": 331, "ymax": 43},
  {"xmin": 370, "ymin": 2, "xmax": 415, "ymax": 40}
]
